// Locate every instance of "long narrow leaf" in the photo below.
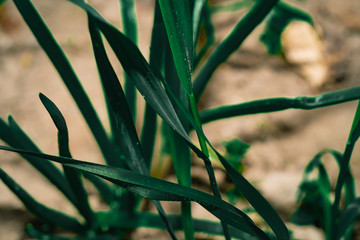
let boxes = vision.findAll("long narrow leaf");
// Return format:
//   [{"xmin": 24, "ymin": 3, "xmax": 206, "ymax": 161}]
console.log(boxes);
[
  {"xmin": 26, "ymin": 224, "xmax": 117, "ymax": 240},
  {"xmin": 162, "ymin": 84, "xmax": 289, "ymax": 240},
  {"xmin": 0, "ymin": 168, "xmax": 83, "ymax": 232},
  {"xmin": 39, "ymin": 93, "xmax": 94, "ymax": 226},
  {"xmin": 164, "ymin": 44, "xmax": 194, "ymax": 240},
  {"xmin": 88, "ymin": 17, "xmax": 177, "ymax": 239},
  {"xmin": 194, "ymin": 3, "xmax": 215, "ymax": 69},
  {"xmin": 97, "ymin": 211, "xmax": 264, "ymax": 239},
  {"xmin": 120, "ymin": 0, "xmax": 138, "ymax": 121},
  {"xmin": 336, "ymin": 197, "xmax": 360, "ymax": 239},
  {"xmin": 69, "ymin": 0, "xmax": 189, "ymax": 142},
  {"xmin": 12, "ymin": 0, "xmax": 120, "ymax": 167},
  {"xmin": 0, "ymin": 146, "xmax": 270, "ymax": 240},
  {"xmin": 193, "ymin": 0, "xmax": 279, "ymax": 101},
  {"xmin": 200, "ymin": 85, "xmax": 360, "ymax": 124},
  {"xmin": 331, "ymin": 102, "xmax": 360, "ymax": 239},
  {"xmin": 192, "ymin": 0, "xmax": 206, "ymax": 48},
  {"xmin": 140, "ymin": 1, "xmax": 165, "ymax": 168},
  {"xmin": 60, "ymin": 3, "xmax": 286, "ymax": 239},
  {"xmin": 158, "ymin": 0, "xmax": 193, "ymax": 95},
  {"xmin": 1, "ymin": 116, "xmax": 77, "ymax": 205}
]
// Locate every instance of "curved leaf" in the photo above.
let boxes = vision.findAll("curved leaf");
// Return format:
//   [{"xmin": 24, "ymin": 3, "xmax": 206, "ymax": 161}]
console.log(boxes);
[
  {"xmin": 163, "ymin": 81, "xmax": 290, "ymax": 240},
  {"xmin": 39, "ymin": 93, "xmax": 94, "ymax": 226},
  {"xmin": 193, "ymin": 0, "xmax": 279, "ymax": 101},
  {"xmin": 260, "ymin": 2, "xmax": 314, "ymax": 55},
  {"xmin": 88, "ymin": 17, "xmax": 177, "ymax": 239},
  {"xmin": 12, "ymin": 0, "xmax": 119, "ymax": 167},
  {"xmin": 0, "ymin": 168, "xmax": 83, "ymax": 232},
  {"xmin": 0, "ymin": 146, "xmax": 270, "ymax": 240},
  {"xmin": 1, "ymin": 116, "xmax": 77, "ymax": 205}
]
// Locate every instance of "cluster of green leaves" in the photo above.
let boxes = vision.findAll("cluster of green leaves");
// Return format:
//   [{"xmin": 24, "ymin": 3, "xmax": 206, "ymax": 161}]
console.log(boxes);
[
  {"xmin": 1, "ymin": 0, "xmax": 360, "ymax": 239},
  {"xmin": 292, "ymin": 103, "xmax": 360, "ymax": 240}
]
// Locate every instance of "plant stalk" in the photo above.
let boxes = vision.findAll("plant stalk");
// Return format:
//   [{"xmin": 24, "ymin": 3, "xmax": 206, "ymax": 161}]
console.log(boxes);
[{"xmin": 188, "ymin": 93, "xmax": 230, "ymax": 239}]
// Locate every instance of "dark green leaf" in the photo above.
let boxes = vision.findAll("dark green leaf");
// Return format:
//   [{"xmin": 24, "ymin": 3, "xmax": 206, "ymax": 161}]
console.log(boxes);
[
  {"xmin": 194, "ymin": 3, "xmax": 215, "ymax": 69},
  {"xmin": 0, "ymin": 169, "xmax": 83, "ymax": 232},
  {"xmin": 0, "ymin": 146, "xmax": 270, "ymax": 240},
  {"xmin": 12, "ymin": 0, "xmax": 119, "ymax": 167},
  {"xmin": 140, "ymin": 1, "xmax": 165, "ymax": 167},
  {"xmin": 39, "ymin": 93, "xmax": 94, "ymax": 226},
  {"xmin": 164, "ymin": 43, "xmax": 194, "ymax": 239},
  {"xmin": 26, "ymin": 224, "xmax": 117, "ymax": 240},
  {"xmin": 193, "ymin": 0, "xmax": 279, "ymax": 101},
  {"xmin": 200, "ymin": 86, "xmax": 360, "ymax": 124},
  {"xmin": 69, "ymin": 0, "xmax": 189, "ymax": 143},
  {"xmin": 337, "ymin": 197, "xmax": 360, "ymax": 239},
  {"xmin": 88, "ymin": 17, "xmax": 177, "ymax": 239},
  {"xmin": 260, "ymin": 2, "xmax": 314, "ymax": 55},
  {"xmin": 158, "ymin": 0, "xmax": 193, "ymax": 95},
  {"xmin": 192, "ymin": 0, "xmax": 206, "ymax": 47},
  {"xmin": 331, "ymin": 103, "xmax": 360, "ymax": 239},
  {"xmin": 163, "ymin": 85, "xmax": 289, "ymax": 240},
  {"xmin": 97, "ymin": 211, "xmax": 264, "ymax": 239},
  {"xmin": 120, "ymin": 0, "xmax": 138, "ymax": 121},
  {"xmin": 1, "ymin": 116, "xmax": 77, "ymax": 206}
]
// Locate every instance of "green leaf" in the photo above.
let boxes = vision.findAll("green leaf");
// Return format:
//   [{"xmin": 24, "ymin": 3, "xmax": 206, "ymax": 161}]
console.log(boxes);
[
  {"xmin": 0, "ymin": 146, "xmax": 270, "ymax": 240},
  {"xmin": 260, "ymin": 2, "xmax": 313, "ymax": 55},
  {"xmin": 26, "ymin": 224, "xmax": 118, "ymax": 240},
  {"xmin": 215, "ymin": 150, "xmax": 289, "ymax": 240},
  {"xmin": 88, "ymin": 17, "xmax": 177, "ymax": 239},
  {"xmin": 0, "ymin": 168, "xmax": 83, "ymax": 232},
  {"xmin": 162, "ymin": 83, "xmax": 289, "ymax": 240},
  {"xmin": 331, "ymin": 104, "xmax": 360, "ymax": 239},
  {"xmin": 192, "ymin": 0, "xmax": 206, "ymax": 47},
  {"xmin": 349, "ymin": 102, "xmax": 360, "ymax": 140},
  {"xmin": 193, "ymin": 0, "xmax": 279, "ymax": 101},
  {"xmin": 97, "ymin": 211, "xmax": 265, "ymax": 239},
  {"xmin": 120, "ymin": 0, "xmax": 138, "ymax": 121},
  {"xmin": 296, "ymin": 149, "xmax": 356, "ymax": 238},
  {"xmin": 200, "ymin": 85, "xmax": 360, "ymax": 124},
  {"xmin": 0, "ymin": 116, "xmax": 77, "ymax": 206},
  {"xmin": 164, "ymin": 43, "xmax": 194, "ymax": 240},
  {"xmin": 63, "ymin": 3, "xmax": 286, "ymax": 238},
  {"xmin": 194, "ymin": 3, "xmax": 215, "ymax": 69},
  {"xmin": 223, "ymin": 138, "xmax": 249, "ymax": 170},
  {"xmin": 158, "ymin": 0, "xmax": 193, "ymax": 95},
  {"xmin": 140, "ymin": 1, "xmax": 165, "ymax": 167},
  {"xmin": 12, "ymin": 0, "xmax": 119, "ymax": 167},
  {"xmin": 69, "ymin": 0, "xmax": 189, "ymax": 143},
  {"xmin": 337, "ymin": 197, "xmax": 360, "ymax": 239},
  {"xmin": 39, "ymin": 93, "xmax": 94, "ymax": 227}
]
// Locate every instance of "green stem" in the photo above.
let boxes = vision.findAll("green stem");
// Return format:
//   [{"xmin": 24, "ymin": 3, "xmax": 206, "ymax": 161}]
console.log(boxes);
[
  {"xmin": 188, "ymin": 93, "xmax": 230, "ymax": 239},
  {"xmin": 120, "ymin": 0, "xmax": 138, "ymax": 121}
]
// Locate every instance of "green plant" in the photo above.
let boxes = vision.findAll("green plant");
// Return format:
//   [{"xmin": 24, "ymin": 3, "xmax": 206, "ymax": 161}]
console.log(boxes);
[{"xmin": 1, "ymin": 0, "xmax": 360, "ymax": 239}]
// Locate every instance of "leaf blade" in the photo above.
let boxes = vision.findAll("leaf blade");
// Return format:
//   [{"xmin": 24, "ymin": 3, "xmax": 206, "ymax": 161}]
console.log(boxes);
[
  {"xmin": 0, "ymin": 145, "xmax": 269, "ymax": 239},
  {"xmin": 158, "ymin": 0, "xmax": 193, "ymax": 95},
  {"xmin": 12, "ymin": 0, "xmax": 119, "ymax": 167},
  {"xmin": 0, "ymin": 168, "xmax": 83, "ymax": 232}
]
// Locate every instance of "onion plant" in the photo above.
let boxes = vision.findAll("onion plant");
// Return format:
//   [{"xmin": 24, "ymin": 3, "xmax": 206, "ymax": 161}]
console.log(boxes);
[{"xmin": 1, "ymin": 0, "xmax": 360, "ymax": 239}]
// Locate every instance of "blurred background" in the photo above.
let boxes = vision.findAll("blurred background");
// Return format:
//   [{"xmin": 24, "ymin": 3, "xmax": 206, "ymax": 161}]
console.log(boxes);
[{"xmin": 0, "ymin": 0, "xmax": 360, "ymax": 239}]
